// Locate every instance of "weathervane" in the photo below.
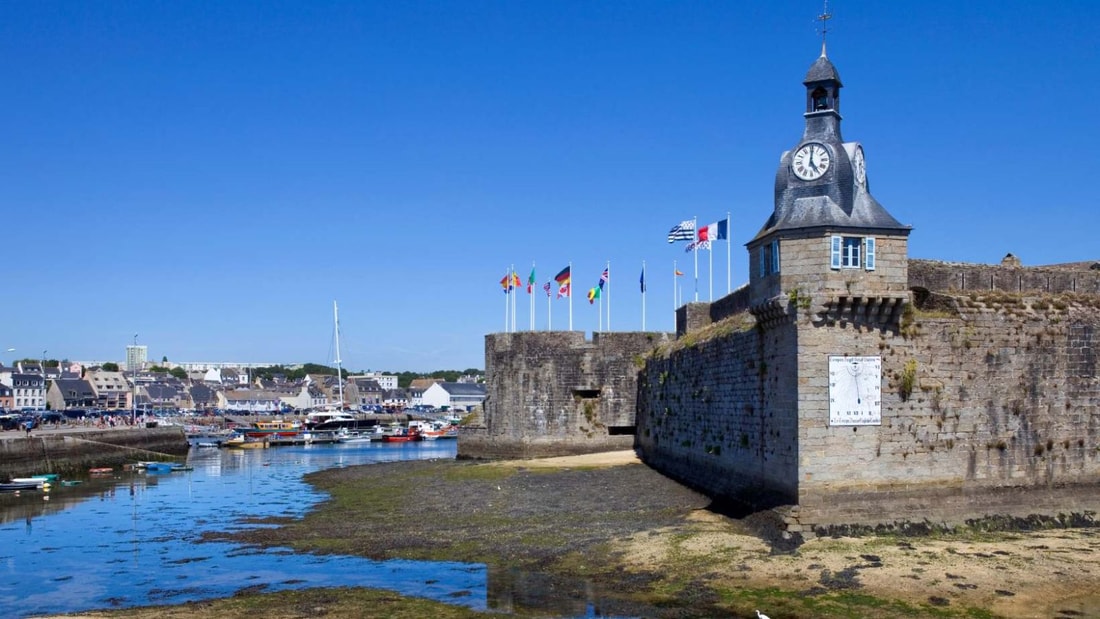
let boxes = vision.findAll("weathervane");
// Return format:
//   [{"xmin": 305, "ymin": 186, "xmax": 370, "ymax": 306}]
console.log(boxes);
[{"xmin": 817, "ymin": 0, "xmax": 832, "ymax": 56}]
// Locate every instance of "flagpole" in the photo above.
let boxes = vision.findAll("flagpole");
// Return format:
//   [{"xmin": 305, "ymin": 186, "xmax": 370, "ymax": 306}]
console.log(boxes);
[
  {"xmin": 672, "ymin": 259, "xmax": 677, "ymax": 319},
  {"xmin": 547, "ymin": 282, "xmax": 552, "ymax": 331},
  {"xmin": 708, "ymin": 243, "xmax": 714, "ymax": 302},
  {"xmin": 529, "ymin": 262, "xmax": 535, "ymax": 331},
  {"xmin": 693, "ymin": 216, "xmax": 699, "ymax": 303},
  {"xmin": 511, "ymin": 264, "xmax": 517, "ymax": 333},
  {"xmin": 568, "ymin": 261, "xmax": 573, "ymax": 332},
  {"xmin": 726, "ymin": 212, "xmax": 732, "ymax": 295},
  {"xmin": 606, "ymin": 261, "xmax": 611, "ymax": 332},
  {"xmin": 503, "ymin": 266, "xmax": 509, "ymax": 332},
  {"xmin": 641, "ymin": 260, "xmax": 646, "ymax": 331}
]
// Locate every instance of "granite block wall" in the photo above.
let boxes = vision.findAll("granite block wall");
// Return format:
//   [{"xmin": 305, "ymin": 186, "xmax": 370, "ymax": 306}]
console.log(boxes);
[
  {"xmin": 910, "ymin": 259, "xmax": 1100, "ymax": 295},
  {"xmin": 459, "ymin": 330, "xmax": 672, "ymax": 459},
  {"xmin": 638, "ymin": 290, "xmax": 1100, "ymax": 528},
  {"xmin": 635, "ymin": 312, "xmax": 801, "ymax": 509}
]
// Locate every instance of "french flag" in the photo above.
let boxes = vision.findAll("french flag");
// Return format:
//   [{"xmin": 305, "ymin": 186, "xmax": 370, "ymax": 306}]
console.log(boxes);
[{"xmin": 697, "ymin": 219, "xmax": 729, "ymax": 243}]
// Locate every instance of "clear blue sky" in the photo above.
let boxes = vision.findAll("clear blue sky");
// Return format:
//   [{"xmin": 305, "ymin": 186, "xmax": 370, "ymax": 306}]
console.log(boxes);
[{"xmin": 1, "ymin": 1, "xmax": 1097, "ymax": 372}]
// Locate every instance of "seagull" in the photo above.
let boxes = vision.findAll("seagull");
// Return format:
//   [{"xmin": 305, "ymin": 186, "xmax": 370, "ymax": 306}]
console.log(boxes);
[{"xmin": 755, "ymin": 611, "xmax": 770, "ymax": 619}]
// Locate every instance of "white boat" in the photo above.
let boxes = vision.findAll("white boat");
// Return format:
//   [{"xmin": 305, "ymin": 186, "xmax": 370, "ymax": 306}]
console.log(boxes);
[{"xmin": 337, "ymin": 428, "xmax": 373, "ymax": 444}]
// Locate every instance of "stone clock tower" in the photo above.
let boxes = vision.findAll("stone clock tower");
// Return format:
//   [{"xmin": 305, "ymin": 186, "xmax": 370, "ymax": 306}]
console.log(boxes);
[{"xmin": 747, "ymin": 45, "xmax": 911, "ymax": 320}]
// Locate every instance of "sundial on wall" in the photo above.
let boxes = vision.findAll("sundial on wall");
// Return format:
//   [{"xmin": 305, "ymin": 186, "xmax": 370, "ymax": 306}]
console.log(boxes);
[{"xmin": 828, "ymin": 356, "xmax": 882, "ymax": 426}]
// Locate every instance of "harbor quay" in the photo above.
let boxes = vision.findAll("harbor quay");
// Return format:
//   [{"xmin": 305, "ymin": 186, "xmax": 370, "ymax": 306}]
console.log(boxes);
[{"xmin": 0, "ymin": 425, "xmax": 189, "ymax": 479}]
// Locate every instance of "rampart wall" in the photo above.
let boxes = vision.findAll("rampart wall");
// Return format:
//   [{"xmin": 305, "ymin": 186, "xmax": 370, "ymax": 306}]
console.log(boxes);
[
  {"xmin": 910, "ymin": 259, "xmax": 1100, "ymax": 295},
  {"xmin": 459, "ymin": 331, "xmax": 672, "ymax": 459},
  {"xmin": 638, "ymin": 283, "xmax": 1100, "ymax": 530},
  {"xmin": 635, "ymin": 312, "xmax": 800, "ymax": 508}
]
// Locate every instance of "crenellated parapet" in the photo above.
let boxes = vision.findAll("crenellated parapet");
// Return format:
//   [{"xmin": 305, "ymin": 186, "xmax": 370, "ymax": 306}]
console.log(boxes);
[{"xmin": 910, "ymin": 258, "xmax": 1100, "ymax": 295}]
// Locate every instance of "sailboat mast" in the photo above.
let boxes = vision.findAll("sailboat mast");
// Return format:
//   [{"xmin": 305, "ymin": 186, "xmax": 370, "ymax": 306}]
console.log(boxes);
[{"xmin": 334, "ymin": 300, "xmax": 344, "ymax": 409}]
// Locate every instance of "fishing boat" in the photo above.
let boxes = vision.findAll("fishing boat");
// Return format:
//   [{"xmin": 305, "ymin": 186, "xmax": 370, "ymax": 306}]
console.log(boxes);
[
  {"xmin": 380, "ymin": 426, "xmax": 420, "ymax": 443},
  {"xmin": 242, "ymin": 420, "xmax": 302, "ymax": 439}
]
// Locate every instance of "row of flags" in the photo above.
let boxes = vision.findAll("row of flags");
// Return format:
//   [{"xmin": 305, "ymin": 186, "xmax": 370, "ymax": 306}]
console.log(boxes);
[
  {"xmin": 502, "ymin": 264, "xmax": 666, "ymax": 299},
  {"xmin": 496, "ymin": 215, "xmax": 730, "ymax": 332}
]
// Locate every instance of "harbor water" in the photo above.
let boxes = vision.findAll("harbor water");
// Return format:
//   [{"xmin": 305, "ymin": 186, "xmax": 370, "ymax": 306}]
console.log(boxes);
[{"xmin": 0, "ymin": 440, "xmax": 489, "ymax": 618}]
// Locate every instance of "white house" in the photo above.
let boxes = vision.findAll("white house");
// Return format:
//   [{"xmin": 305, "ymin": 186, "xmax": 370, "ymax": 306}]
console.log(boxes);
[{"xmin": 420, "ymin": 382, "xmax": 487, "ymax": 412}]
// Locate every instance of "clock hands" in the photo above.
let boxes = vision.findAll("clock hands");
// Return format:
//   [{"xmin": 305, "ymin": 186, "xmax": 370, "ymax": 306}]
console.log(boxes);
[{"xmin": 807, "ymin": 145, "xmax": 818, "ymax": 172}]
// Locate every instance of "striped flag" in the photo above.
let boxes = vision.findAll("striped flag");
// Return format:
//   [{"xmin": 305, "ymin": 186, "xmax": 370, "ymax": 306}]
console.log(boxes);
[
  {"xmin": 527, "ymin": 267, "xmax": 536, "ymax": 293},
  {"xmin": 599, "ymin": 267, "xmax": 609, "ymax": 290},
  {"xmin": 667, "ymin": 220, "xmax": 695, "ymax": 243},
  {"xmin": 698, "ymin": 219, "xmax": 729, "ymax": 242},
  {"xmin": 543, "ymin": 281, "xmax": 552, "ymax": 297}
]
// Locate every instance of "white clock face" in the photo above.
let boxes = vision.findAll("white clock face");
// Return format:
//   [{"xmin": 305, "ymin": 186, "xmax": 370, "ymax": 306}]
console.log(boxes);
[
  {"xmin": 792, "ymin": 143, "xmax": 831, "ymax": 180},
  {"xmin": 828, "ymin": 355, "xmax": 882, "ymax": 426},
  {"xmin": 853, "ymin": 146, "xmax": 867, "ymax": 186}
]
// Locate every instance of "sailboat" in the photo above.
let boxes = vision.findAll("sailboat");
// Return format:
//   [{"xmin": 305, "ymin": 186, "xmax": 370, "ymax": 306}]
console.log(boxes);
[{"xmin": 305, "ymin": 301, "xmax": 365, "ymax": 432}]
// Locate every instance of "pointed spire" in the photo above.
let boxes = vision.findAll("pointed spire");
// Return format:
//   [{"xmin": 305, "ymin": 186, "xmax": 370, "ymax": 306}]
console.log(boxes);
[{"xmin": 818, "ymin": 0, "xmax": 832, "ymax": 57}]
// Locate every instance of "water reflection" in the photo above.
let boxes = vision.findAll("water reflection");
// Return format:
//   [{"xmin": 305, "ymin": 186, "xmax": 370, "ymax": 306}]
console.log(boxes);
[{"xmin": 0, "ymin": 441, "xmax": 487, "ymax": 618}]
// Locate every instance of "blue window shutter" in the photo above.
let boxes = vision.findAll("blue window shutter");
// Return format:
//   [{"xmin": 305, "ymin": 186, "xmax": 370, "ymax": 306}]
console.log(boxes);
[
  {"xmin": 771, "ymin": 240, "xmax": 780, "ymax": 273},
  {"xmin": 758, "ymin": 246, "xmax": 766, "ymax": 277},
  {"xmin": 865, "ymin": 237, "xmax": 876, "ymax": 271},
  {"xmin": 830, "ymin": 236, "xmax": 841, "ymax": 269}
]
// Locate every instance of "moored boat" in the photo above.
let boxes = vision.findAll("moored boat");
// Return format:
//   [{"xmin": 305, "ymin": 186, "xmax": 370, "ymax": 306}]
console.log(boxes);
[
  {"xmin": 89, "ymin": 467, "xmax": 114, "ymax": 475},
  {"xmin": 0, "ymin": 481, "xmax": 45, "ymax": 491},
  {"xmin": 225, "ymin": 434, "xmax": 268, "ymax": 449},
  {"xmin": 242, "ymin": 420, "xmax": 303, "ymax": 439}
]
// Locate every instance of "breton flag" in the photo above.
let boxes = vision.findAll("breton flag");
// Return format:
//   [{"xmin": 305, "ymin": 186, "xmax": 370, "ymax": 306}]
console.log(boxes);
[
  {"xmin": 697, "ymin": 219, "xmax": 729, "ymax": 243},
  {"xmin": 667, "ymin": 220, "xmax": 695, "ymax": 243}
]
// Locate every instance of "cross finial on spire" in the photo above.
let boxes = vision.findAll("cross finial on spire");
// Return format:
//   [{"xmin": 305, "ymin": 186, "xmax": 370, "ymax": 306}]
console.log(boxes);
[{"xmin": 817, "ymin": 0, "xmax": 832, "ymax": 57}]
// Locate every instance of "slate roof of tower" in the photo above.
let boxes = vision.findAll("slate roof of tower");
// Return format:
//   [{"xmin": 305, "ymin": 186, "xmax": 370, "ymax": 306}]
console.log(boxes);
[{"xmin": 804, "ymin": 53, "xmax": 841, "ymax": 84}]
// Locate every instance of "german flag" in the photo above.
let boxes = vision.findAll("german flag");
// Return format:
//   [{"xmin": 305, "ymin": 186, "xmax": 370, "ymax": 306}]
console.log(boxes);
[{"xmin": 554, "ymin": 266, "xmax": 571, "ymax": 284}]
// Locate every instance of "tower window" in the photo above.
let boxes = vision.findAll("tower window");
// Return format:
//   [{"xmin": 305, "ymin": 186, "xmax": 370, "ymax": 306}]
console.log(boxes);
[
  {"xmin": 759, "ymin": 240, "xmax": 781, "ymax": 277},
  {"xmin": 812, "ymin": 87, "xmax": 829, "ymax": 110},
  {"xmin": 830, "ymin": 235, "xmax": 877, "ymax": 270}
]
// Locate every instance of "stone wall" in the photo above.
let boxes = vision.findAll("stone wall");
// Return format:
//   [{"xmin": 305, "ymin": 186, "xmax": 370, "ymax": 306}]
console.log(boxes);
[
  {"xmin": 910, "ymin": 259, "xmax": 1100, "ymax": 295},
  {"xmin": 636, "ymin": 311, "xmax": 801, "ymax": 509},
  {"xmin": 637, "ymin": 289, "xmax": 1100, "ymax": 529},
  {"xmin": 0, "ymin": 427, "xmax": 189, "ymax": 478},
  {"xmin": 459, "ymin": 331, "xmax": 672, "ymax": 460}
]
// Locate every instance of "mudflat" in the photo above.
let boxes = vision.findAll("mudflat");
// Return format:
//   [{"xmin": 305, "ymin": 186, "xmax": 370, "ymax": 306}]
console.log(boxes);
[{"xmin": 45, "ymin": 450, "xmax": 1100, "ymax": 618}]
